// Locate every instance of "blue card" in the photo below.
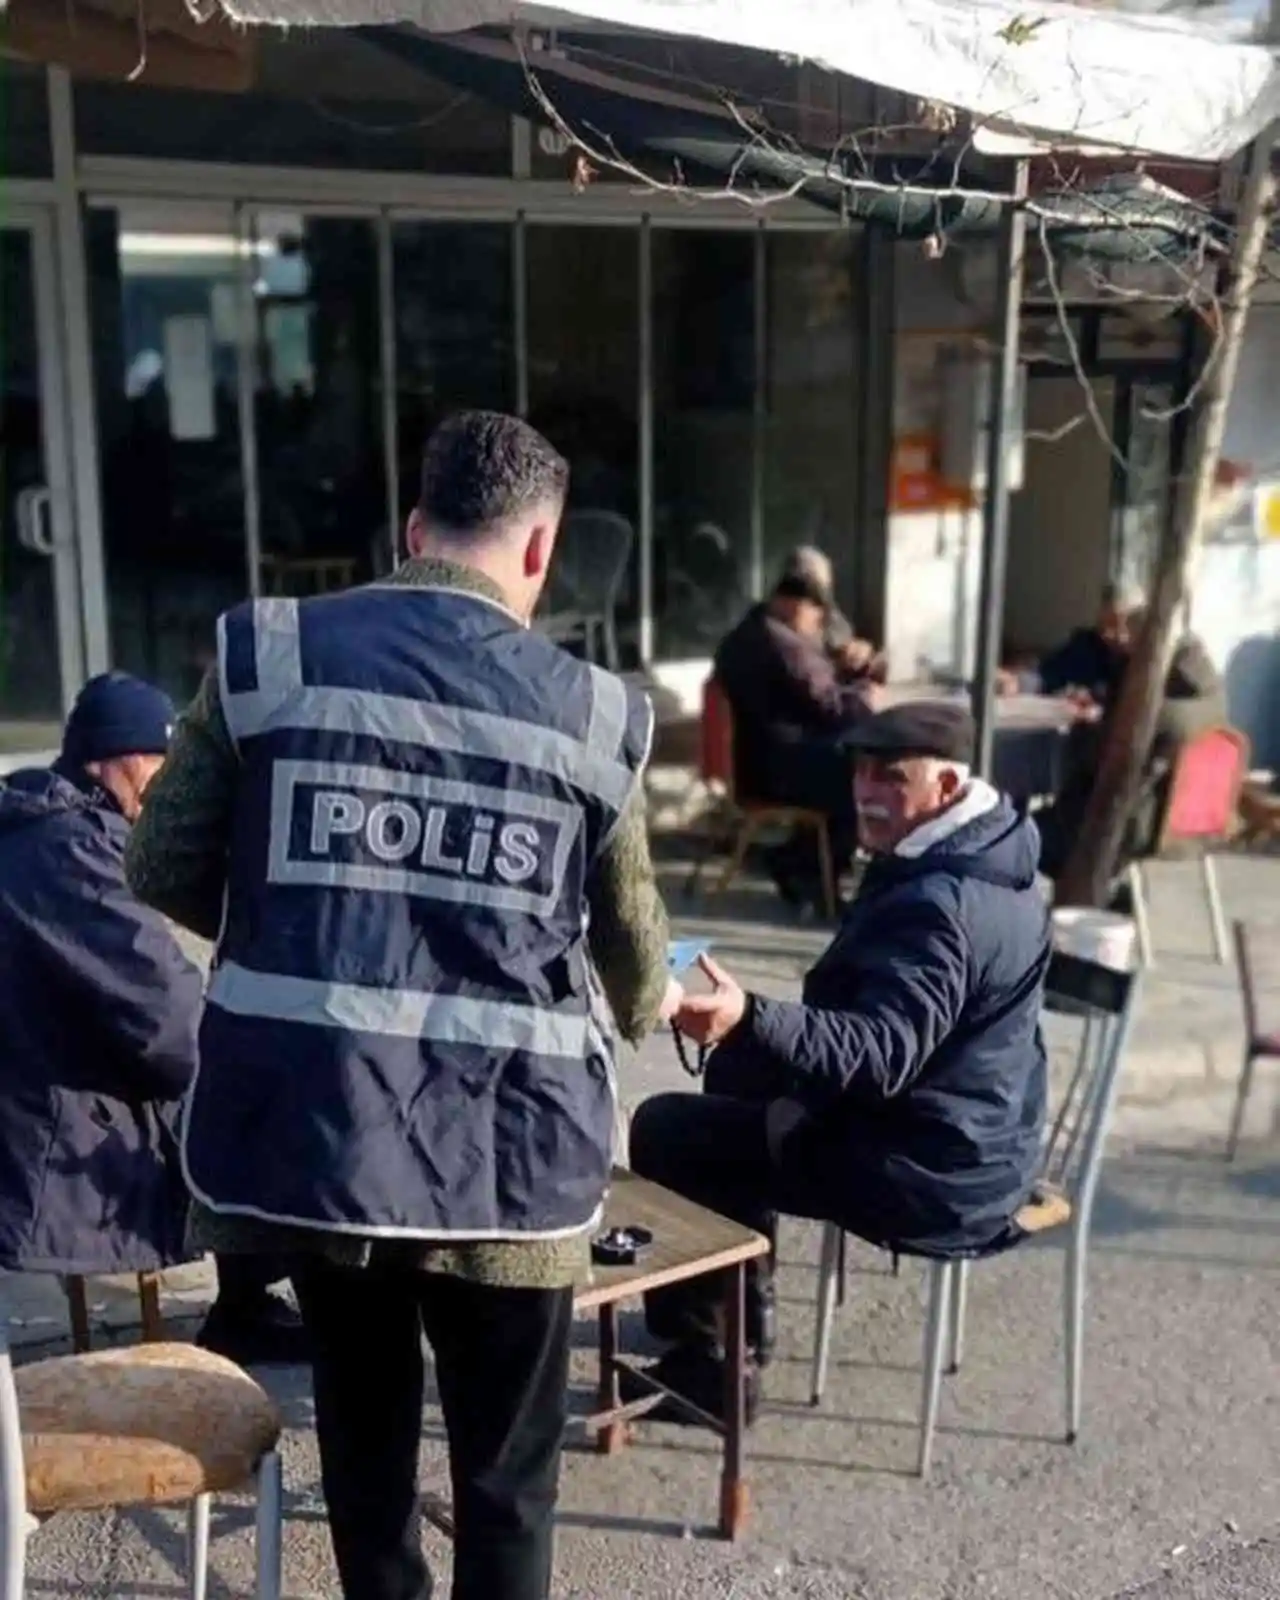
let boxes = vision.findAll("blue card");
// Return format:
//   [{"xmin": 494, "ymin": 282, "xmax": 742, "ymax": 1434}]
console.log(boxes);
[{"xmin": 667, "ymin": 939, "xmax": 711, "ymax": 975}]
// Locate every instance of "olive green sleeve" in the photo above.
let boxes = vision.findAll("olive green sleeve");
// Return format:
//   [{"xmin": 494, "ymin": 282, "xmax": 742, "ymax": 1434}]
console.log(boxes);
[
  {"xmin": 585, "ymin": 788, "xmax": 670, "ymax": 1046},
  {"xmin": 125, "ymin": 670, "xmax": 236, "ymax": 942}
]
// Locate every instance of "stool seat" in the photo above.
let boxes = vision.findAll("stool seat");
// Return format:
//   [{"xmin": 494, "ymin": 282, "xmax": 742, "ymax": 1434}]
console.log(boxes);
[{"xmin": 17, "ymin": 1341, "xmax": 280, "ymax": 1515}]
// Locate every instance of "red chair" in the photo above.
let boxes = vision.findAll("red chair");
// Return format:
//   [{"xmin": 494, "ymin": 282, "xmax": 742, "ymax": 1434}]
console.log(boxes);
[
  {"xmin": 686, "ymin": 678, "xmax": 838, "ymax": 919},
  {"xmin": 1127, "ymin": 725, "xmax": 1250, "ymax": 966}
]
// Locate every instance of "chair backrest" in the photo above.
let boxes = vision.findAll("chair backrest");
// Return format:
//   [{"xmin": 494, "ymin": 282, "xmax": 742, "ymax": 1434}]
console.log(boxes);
[
  {"xmin": 1158, "ymin": 725, "xmax": 1250, "ymax": 850},
  {"xmin": 542, "ymin": 509, "xmax": 634, "ymax": 616},
  {"xmin": 1040, "ymin": 950, "xmax": 1141, "ymax": 1220},
  {"xmin": 700, "ymin": 677, "xmax": 736, "ymax": 797}
]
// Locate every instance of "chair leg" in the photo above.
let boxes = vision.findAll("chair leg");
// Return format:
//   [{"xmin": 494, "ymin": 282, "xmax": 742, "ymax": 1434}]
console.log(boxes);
[
  {"xmin": 835, "ymin": 1230, "xmax": 847, "ymax": 1309},
  {"xmin": 1226, "ymin": 1046, "xmax": 1259, "ymax": 1162},
  {"xmin": 254, "ymin": 1450, "xmax": 284, "ymax": 1600},
  {"xmin": 1128, "ymin": 862, "xmax": 1154, "ymax": 968},
  {"xmin": 715, "ymin": 813, "xmax": 759, "ymax": 900},
  {"xmin": 186, "ymin": 1494, "xmax": 211, "ymax": 1600},
  {"xmin": 1064, "ymin": 1228, "xmax": 1086, "ymax": 1445},
  {"xmin": 63, "ymin": 1277, "xmax": 91, "ymax": 1355},
  {"xmin": 137, "ymin": 1272, "xmax": 164, "ymax": 1343},
  {"xmin": 0, "ymin": 1354, "xmax": 28, "ymax": 1600},
  {"xmin": 946, "ymin": 1260, "xmax": 969, "ymax": 1376},
  {"xmin": 1201, "ymin": 853, "xmax": 1229, "ymax": 964},
  {"xmin": 809, "ymin": 1223, "xmax": 842, "ymax": 1407},
  {"xmin": 917, "ymin": 1262, "xmax": 953, "ymax": 1479},
  {"xmin": 814, "ymin": 818, "xmax": 838, "ymax": 921}
]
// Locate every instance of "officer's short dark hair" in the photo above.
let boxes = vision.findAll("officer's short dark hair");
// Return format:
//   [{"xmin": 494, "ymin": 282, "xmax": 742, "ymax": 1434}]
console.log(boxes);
[{"xmin": 418, "ymin": 411, "xmax": 569, "ymax": 538}]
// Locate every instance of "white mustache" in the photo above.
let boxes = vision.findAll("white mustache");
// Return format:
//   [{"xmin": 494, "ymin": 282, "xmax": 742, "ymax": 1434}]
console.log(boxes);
[{"xmin": 858, "ymin": 803, "xmax": 891, "ymax": 821}]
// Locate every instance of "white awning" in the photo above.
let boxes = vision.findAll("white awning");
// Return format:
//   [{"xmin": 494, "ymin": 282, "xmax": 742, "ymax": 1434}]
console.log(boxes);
[{"xmin": 211, "ymin": 0, "xmax": 1280, "ymax": 163}]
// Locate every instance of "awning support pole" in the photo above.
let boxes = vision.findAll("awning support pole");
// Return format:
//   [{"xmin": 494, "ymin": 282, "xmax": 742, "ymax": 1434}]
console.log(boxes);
[{"xmin": 972, "ymin": 158, "xmax": 1030, "ymax": 779}]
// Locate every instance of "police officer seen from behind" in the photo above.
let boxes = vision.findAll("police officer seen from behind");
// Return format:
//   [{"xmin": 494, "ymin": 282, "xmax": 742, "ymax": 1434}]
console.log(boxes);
[{"xmin": 128, "ymin": 411, "xmax": 678, "ymax": 1600}]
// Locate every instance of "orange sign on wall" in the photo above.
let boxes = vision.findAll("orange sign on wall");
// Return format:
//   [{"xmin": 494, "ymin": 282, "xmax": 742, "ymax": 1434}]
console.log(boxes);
[{"xmin": 890, "ymin": 433, "xmax": 973, "ymax": 513}]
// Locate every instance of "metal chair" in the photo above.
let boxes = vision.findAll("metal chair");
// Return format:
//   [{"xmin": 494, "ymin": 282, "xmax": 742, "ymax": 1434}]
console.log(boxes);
[
  {"xmin": 1226, "ymin": 919, "xmax": 1280, "ymax": 1160},
  {"xmin": 1127, "ymin": 725, "xmax": 1250, "ymax": 967},
  {"xmin": 809, "ymin": 949, "xmax": 1141, "ymax": 1478},
  {"xmin": 537, "ymin": 509, "xmax": 634, "ymax": 670},
  {"xmin": 0, "ymin": 1307, "xmax": 284, "ymax": 1600},
  {"xmin": 684, "ymin": 678, "xmax": 838, "ymax": 920}
]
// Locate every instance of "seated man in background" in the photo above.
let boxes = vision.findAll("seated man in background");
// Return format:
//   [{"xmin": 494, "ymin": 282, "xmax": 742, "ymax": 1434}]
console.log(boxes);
[
  {"xmin": 1014, "ymin": 585, "xmax": 1227, "ymax": 881},
  {"xmin": 629, "ymin": 704, "xmax": 1049, "ymax": 1419},
  {"xmin": 0, "ymin": 672, "xmax": 303, "ymax": 1363},
  {"xmin": 715, "ymin": 558, "xmax": 882, "ymax": 909},
  {"xmin": 780, "ymin": 545, "xmax": 887, "ymax": 684}
]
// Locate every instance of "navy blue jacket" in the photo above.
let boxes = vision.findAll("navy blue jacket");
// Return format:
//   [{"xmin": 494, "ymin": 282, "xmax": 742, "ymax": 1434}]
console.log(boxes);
[
  {"xmin": 732, "ymin": 797, "xmax": 1049, "ymax": 1256},
  {"xmin": 0, "ymin": 765, "xmax": 202, "ymax": 1273}
]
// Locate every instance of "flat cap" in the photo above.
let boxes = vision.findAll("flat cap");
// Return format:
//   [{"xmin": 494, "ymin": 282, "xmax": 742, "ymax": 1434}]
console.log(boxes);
[{"xmin": 848, "ymin": 700, "xmax": 975, "ymax": 765}]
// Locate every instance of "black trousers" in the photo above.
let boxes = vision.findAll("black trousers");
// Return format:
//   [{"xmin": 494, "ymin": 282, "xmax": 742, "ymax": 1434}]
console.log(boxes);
[
  {"xmin": 292, "ymin": 1258, "xmax": 573, "ymax": 1600},
  {"xmin": 629, "ymin": 1054, "xmax": 842, "ymax": 1351}
]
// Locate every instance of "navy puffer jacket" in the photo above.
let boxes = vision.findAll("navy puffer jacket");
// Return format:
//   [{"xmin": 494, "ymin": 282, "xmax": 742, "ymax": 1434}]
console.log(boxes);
[
  {"xmin": 0, "ymin": 765, "xmax": 202, "ymax": 1273},
  {"xmin": 732, "ymin": 793, "xmax": 1050, "ymax": 1256}
]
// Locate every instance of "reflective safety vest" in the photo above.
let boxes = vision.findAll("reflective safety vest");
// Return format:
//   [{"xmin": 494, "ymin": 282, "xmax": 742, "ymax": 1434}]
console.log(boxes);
[{"xmin": 183, "ymin": 582, "xmax": 652, "ymax": 1241}]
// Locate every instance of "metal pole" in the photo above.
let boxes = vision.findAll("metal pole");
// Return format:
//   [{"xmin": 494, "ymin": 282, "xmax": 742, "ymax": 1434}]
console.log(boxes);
[
  {"xmin": 234, "ymin": 203, "xmax": 263, "ymax": 600},
  {"xmin": 513, "ymin": 211, "xmax": 529, "ymax": 418},
  {"xmin": 638, "ymin": 217, "xmax": 655, "ymax": 665},
  {"xmin": 376, "ymin": 210, "xmax": 400, "ymax": 574},
  {"xmin": 750, "ymin": 222, "xmax": 766, "ymax": 599},
  {"xmin": 971, "ymin": 158, "xmax": 1030, "ymax": 779}
]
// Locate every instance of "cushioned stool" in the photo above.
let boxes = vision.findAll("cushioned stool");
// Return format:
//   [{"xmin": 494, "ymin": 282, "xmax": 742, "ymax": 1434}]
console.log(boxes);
[{"xmin": 1, "ymin": 1337, "xmax": 283, "ymax": 1600}]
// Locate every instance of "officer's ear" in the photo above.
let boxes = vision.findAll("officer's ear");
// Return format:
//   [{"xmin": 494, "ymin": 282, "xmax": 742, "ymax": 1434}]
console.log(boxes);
[
  {"xmin": 523, "ymin": 520, "xmax": 554, "ymax": 580},
  {"xmin": 404, "ymin": 508, "xmax": 428, "ymax": 559}
]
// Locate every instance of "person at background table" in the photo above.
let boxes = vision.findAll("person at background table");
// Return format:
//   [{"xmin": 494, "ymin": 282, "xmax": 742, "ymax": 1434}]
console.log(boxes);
[
  {"xmin": 0, "ymin": 672, "xmax": 303, "ymax": 1364},
  {"xmin": 625, "ymin": 703, "xmax": 1049, "ymax": 1421},
  {"xmin": 781, "ymin": 544, "xmax": 888, "ymax": 683},
  {"xmin": 127, "ymin": 411, "xmax": 677, "ymax": 1600},
  {"xmin": 714, "ymin": 550, "xmax": 883, "ymax": 913},
  {"xmin": 1002, "ymin": 582, "xmax": 1227, "ymax": 884}
]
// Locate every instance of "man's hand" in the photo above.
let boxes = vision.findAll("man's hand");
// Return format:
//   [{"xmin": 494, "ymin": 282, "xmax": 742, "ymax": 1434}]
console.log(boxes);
[
  {"xmin": 658, "ymin": 976, "xmax": 685, "ymax": 1025},
  {"xmin": 673, "ymin": 954, "xmax": 747, "ymax": 1046}
]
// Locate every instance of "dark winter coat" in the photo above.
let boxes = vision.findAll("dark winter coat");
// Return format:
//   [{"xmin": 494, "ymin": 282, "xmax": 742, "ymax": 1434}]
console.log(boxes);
[
  {"xmin": 0, "ymin": 764, "xmax": 201, "ymax": 1273},
  {"xmin": 728, "ymin": 794, "xmax": 1050, "ymax": 1256}
]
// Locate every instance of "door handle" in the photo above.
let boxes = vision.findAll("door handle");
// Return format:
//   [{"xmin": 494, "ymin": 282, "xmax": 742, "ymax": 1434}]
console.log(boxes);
[{"xmin": 14, "ymin": 485, "xmax": 54, "ymax": 557}]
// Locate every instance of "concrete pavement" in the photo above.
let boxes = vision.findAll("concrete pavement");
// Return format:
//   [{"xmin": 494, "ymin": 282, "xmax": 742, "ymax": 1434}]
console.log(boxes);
[{"xmin": 10, "ymin": 848, "xmax": 1280, "ymax": 1597}]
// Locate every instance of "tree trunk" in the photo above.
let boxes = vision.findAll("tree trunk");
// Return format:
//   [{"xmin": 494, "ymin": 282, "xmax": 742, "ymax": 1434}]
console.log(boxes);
[{"xmin": 1055, "ymin": 131, "xmax": 1276, "ymax": 908}]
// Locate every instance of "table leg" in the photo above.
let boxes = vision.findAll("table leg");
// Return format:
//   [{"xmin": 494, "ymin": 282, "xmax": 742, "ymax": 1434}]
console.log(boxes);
[
  {"xmin": 596, "ymin": 1302, "xmax": 627, "ymax": 1455},
  {"xmin": 718, "ymin": 1263, "xmax": 749, "ymax": 1539}
]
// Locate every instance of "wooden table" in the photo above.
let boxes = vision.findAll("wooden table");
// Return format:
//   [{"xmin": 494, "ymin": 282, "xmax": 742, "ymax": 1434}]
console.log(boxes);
[{"xmin": 424, "ymin": 1169, "xmax": 771, "ymax": 1543}]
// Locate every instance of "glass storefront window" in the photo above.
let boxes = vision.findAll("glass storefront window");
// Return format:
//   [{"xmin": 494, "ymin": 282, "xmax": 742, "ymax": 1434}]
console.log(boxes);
[
  {"xmin": 651, "ymin": 229, "xmax": 757, "ymax": 659},
  {"xmin": 88, "ymin": 205, "xmax": 249, "ymax": 704},
  {"xmin": 74, "ymin": 31, "xmax": 510, "ymax": 175},
  {"xmin": 527, "ymin": 225, "xmax": 640, "ymax": 668},
  {"xmin": 392, "ymin": 223, "xmax": 515, "ymax": 529},
  {"xmin": 247, "ymin": 213, "xmax": 389, "ymax": 592},
  {"xmin": 762, "ymin": 231, "xmax": 860, "ymax": 602}
]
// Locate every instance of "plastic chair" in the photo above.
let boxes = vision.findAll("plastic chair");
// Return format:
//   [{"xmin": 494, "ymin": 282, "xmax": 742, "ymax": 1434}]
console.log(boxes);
[
  {"xmin": 1127, "ymin": 726, "xmax": 1250, "ymax": 967},
  {"xmin": 538, "ymin": 509, "xmax": 634, "ymax": 670},
  {"xmin": 809, "ymin": 949, "xmax": 1141, "ymax": 1478},
  {"xmin": 685, "ymin": 678, "xmax": 838, "ymax": 920},
  {"xmin": 1226, "ymin": 919, "xmax": 1280, "ymax": 1160},
  {"xmin": 0, "ymin": 1309, "xmax": 284, "ymax": 1600}
]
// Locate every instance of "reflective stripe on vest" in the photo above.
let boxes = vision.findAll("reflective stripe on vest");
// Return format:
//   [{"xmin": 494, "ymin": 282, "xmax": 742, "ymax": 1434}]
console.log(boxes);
[
  {"xmin": 206, "ymin": 959, "xmax": 588, "ymax": 1059},
  {"xmin": 217, "ymin": 598, "xmax": 634, "ymax": 811}
]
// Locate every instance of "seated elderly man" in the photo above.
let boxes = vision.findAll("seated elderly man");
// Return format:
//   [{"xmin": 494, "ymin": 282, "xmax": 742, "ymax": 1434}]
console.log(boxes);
[
  {"xmin": 780, "ymin": 545, "xmax": 887, "ymax": 682},
  {"xmin": 628, "ymin": 703, "xmax": 1049, "ymax": 1420},
  {"xmin": 0, "ymin": 672, "xmax": 303, "ymax": 1363},
  {"xmin": 1005, "ymin": 584, "xmax": 1227, "ymax": 883},
  {"xmin": 714, "ymin": 555, "xmax": 882, "ymax": 912}
]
